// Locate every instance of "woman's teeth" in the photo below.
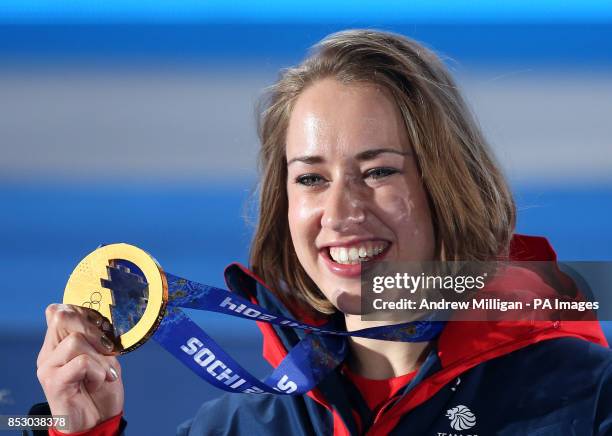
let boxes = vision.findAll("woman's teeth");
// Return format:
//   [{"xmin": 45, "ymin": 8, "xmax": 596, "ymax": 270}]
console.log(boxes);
[{"xmin": 328, "ymin": 242, "xmax": 389, "ymax": 265}]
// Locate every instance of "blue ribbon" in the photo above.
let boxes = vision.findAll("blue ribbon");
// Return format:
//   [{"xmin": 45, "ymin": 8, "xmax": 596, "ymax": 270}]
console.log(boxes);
[{"xmin": 151, "ymin": 272, "xmax": 445, "ymax": 395}]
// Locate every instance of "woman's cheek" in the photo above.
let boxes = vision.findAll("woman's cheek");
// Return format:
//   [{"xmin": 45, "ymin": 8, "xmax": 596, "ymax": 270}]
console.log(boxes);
[
  {"xmin": 288, "ymin": 193, "xmax": 321, "ymax": 229},
  {"xmin": 374, "ymin": 186, "xmax": 417, "ymax": 225},
  {"xmin": 375, "ymin": 186, "xmax": 435, "ymax": 259},
  {"xmin": 288, "ymin": 194, "xmax": 323, "ymax": 260}
]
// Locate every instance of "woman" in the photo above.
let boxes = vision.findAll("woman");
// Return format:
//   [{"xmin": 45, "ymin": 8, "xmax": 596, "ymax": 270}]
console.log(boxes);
[{"xmin": 35, "ymin": 29, "xmax": 611, "ymax": 435}]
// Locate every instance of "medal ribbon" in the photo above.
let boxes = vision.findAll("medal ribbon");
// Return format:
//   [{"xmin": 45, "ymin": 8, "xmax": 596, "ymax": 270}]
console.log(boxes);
[{"xmin": 151, "ymin": 272, "xmax": 445, "ymax": 395}]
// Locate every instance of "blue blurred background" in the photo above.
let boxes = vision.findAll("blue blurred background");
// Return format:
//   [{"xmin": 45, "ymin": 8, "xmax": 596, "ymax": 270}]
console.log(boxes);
[{"xmin": 1, "ymin": 1, "xmax": 611, "ymax": 434}]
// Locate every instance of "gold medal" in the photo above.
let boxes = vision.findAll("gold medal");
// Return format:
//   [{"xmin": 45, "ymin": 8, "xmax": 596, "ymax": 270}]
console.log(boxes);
[{"xmin": 63, "ymin": 243, "xmax": 168, "ymax": 353}]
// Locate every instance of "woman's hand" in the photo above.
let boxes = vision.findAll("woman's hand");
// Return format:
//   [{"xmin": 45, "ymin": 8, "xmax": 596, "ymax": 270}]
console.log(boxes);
[{"xmin": 36, "ymin": 303, "xmax": 124, "ymax": 433}]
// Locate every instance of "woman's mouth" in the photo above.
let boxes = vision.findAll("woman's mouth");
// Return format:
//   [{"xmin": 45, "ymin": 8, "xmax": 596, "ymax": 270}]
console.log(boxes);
[{"xmin": 320, "ymin": 240, "xmax": 391, "ymax": 278}]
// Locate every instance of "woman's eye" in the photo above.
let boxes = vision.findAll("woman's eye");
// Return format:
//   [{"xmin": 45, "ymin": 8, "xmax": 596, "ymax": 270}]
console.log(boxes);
[
  {"xmin": 295, "ymin": 174, "xmax": 326, "ymax": 186},
  {"xmin": 364, "ymin": 167, "xmax": 399, "ymax": 180}
]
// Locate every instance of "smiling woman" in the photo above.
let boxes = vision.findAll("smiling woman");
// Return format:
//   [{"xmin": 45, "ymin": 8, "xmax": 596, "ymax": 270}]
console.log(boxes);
[
  {"xmin": 251, "ymin": 31, "xmax": 515, "ymax": 321},
  {"xmin": 33, "ymin": 29, "xmax": 611, "ymax": 436},
  {"xmin": 240, "ymin": 29, "xmax": 609, "ymax": 435}
]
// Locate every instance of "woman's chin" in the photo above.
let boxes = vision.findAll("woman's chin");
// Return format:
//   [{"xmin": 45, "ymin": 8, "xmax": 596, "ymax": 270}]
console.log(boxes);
[{"xmin": 330, "ymin": 288, "xmax": 364, "ymax": 315}]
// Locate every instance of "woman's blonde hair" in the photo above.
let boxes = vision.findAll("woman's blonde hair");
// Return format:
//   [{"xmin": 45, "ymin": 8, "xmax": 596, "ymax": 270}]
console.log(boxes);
[{"xmin": 249, "ymin": 29, "xmax": 515, "ymax": 316}]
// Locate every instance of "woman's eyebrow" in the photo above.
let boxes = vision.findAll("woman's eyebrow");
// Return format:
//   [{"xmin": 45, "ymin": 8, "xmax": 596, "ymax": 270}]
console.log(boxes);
[
  {"xmin": 287, "ymin": 148, "xmax": 410, "ymax": 167},
  {"xmin": 355, "ymin": 148, "xmax": 411, "ymax": 161},
  {"xmin": 287, "ymin": 155, "xmax": 324, "ymax": 166}
]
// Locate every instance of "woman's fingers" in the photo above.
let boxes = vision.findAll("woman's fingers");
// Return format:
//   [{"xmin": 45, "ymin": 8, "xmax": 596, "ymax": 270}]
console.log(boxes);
[
  {"xmin": 55, "ymin": 353, "xmax": 108, "ymax": 396},
  {"xmin": 45, "ymin": 303, "xmax": 113, "ymax": 335},
  {"xmin": 37, "ymin": 333, "xmax": 120, "ymax": 401},
  {"xmin": 44, "ymin": 332, "xmax": 118, "ymax": 381},
  {"xmin": 38, "ymin": 304, "xmax": 117, "ymax": 368}
]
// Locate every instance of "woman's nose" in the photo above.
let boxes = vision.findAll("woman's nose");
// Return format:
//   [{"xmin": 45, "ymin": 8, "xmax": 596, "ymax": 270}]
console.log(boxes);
[{"xmin": 321, "ymin": 177, "xmax": 366, "ymax": 232}]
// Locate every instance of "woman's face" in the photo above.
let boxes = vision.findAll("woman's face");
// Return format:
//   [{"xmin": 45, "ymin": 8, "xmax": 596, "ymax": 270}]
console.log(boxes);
[{"xmin": 286, "ymin": 78, "xmax": 435, "ymax": 314}]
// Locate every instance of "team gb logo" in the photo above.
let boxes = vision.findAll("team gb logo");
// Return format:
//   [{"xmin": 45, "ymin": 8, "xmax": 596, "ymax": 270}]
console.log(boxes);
[{"xmin": 446, "ymin": 405, "xmax": 476, "ymax": 431}]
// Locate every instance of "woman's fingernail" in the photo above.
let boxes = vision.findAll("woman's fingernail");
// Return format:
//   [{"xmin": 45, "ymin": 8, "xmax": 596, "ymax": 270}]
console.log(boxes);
[
  {"xmin": 87, "ymin": 314, "xmax": 103, "ymax": 327},
  {"xmin": 109, "ymin": 366, "xmax": 118, "ymax": 381},
  {"xmin": 101, "ymin": 320, "xmax": 113, "ymax": 333},
  {"xmin": 100, "ymin": 334, "xmax": 114, "ymax": 352}
]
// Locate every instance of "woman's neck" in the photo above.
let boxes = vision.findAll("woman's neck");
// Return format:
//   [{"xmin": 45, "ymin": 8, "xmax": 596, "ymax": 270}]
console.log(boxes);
[{"xmin": 344, "ymin": 314, "xmax": 431, "ymax": 379}]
